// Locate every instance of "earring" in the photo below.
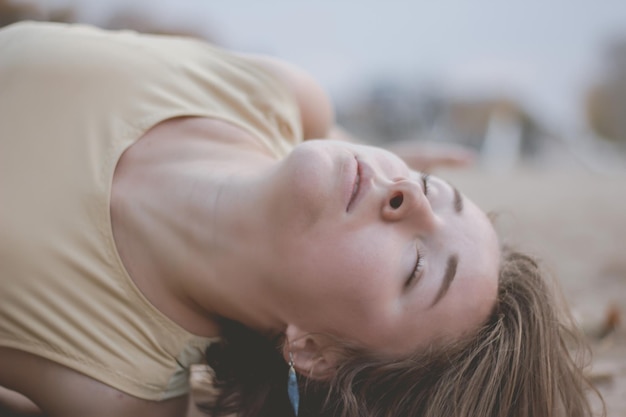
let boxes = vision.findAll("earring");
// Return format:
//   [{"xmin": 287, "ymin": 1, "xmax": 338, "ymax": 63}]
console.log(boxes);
[{"xmin": 288, "ymin": 352, "xmax": 300, "ymax": 416}]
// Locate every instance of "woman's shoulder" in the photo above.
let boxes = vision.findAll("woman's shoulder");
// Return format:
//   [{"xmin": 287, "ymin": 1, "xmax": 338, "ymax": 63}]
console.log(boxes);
[{"xmin": 235, "ymin": 53, "xmax": 334, "ymax": 140}]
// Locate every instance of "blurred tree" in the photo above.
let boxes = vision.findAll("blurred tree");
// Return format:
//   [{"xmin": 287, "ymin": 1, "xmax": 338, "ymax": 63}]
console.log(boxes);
[
  {"xmin": 0, "ymin": 1, "xmax": 212, "ymax": 41},
  {"xmin": 444, "ymin": 97, "xmax": 543, "ymax": 158},
  {"xmin": 0, "ymin": 0, "xmax": 41, "ymax": 26},
  {"xmin": 104, "ymin": 8, "xmax": 214, "ymax": 40},
  {"xmin": 0, "ymin": 0, "xmax": 75, "ymax": 27},
  {"xmin": 336, "ymin": 79, "xmax": 445, "ymax": 145},
  {"xmin": 586, "ymin": 38, "xmax": 626, "ymax": 143}
]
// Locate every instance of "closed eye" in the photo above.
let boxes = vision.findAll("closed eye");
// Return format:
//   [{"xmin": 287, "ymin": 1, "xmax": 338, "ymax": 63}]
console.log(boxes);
[{"xmin": 405, "ymin": 249, "xmax": 424, "ymax": 290}]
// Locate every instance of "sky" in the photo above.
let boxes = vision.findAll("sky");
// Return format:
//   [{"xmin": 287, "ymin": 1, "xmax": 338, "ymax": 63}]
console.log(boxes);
[{"xmin": 31, "ymin": 0, "xmax": 626, "ymax": 136}]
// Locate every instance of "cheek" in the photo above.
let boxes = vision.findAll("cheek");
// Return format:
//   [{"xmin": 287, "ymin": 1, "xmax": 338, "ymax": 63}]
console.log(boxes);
[
  {"xmin": 283, "ymin": 142, "xmax": 330, "ymax": 199},
  {"xmin": 311, "ymin": 230, "xmax": 398, "ymax": 308},
  {"xmin": 273, "ymin": 146, "xmax": 337, "ymax": 234},
  {"xmin": 285, "ymin": 227, "xmax": 403, "ymax": 341}
]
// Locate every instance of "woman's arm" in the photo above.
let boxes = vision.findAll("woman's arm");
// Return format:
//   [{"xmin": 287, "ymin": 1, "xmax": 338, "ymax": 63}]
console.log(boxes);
[
  {"xmin": 328, "ymin": 125, "xmax": 475, "ymax": 172},
  {"xmin": 0, "ymin": 347, "xmax": 187, "ymax": 417},
  {"xmin": 0, "ymin": 387, "xmax": 43, "ymax": 416},
  {"xmin": 382, "ymin": 138, "xmax": 476, "ymax": 172}
]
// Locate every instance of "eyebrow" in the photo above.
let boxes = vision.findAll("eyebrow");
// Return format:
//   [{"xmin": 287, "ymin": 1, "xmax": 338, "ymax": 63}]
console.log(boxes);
[{"xmin": 430, "ymin": 254, "xmax": 458, "ymax": 307}]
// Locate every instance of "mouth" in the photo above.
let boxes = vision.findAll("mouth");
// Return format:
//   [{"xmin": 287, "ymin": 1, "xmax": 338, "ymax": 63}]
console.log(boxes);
[{"xmin": 346, "ymin": 157, "xmax": 362, "ymax": 212}]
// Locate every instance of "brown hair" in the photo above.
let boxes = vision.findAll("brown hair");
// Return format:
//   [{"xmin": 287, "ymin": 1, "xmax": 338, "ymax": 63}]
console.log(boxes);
[{"xmin": 200, "ymin": 248, "xmax": 602, "ymax": 417}]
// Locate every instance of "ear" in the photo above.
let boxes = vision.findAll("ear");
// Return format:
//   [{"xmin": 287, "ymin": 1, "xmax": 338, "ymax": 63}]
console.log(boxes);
[{"xmin": 283, "ymin": 324, "xmax": 338, "ymax": 380}]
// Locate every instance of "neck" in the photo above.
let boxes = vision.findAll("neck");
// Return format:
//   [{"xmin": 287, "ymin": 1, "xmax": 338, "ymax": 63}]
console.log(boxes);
[
  {"xmin": 143, "ymin": 148, "xmax": 287, "ymax": 337},
  {"xmin": 112, "ymin": 117, "xmax": 299, "ymax": 338},
  {"xmin": 188, "ymin": 162, "xmax": 287, "ymax": 336}
]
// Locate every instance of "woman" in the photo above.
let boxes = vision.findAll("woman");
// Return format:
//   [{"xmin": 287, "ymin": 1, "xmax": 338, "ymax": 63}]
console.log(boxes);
[{"xmin": 0, "ymin": 21, "xmax": 598, "ymax": 417}]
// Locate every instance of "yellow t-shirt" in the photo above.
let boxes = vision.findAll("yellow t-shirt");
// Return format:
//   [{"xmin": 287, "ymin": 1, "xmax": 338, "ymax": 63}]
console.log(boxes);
[{"xmin": 0, "ymin": 21, "xmax": 302, "ymax": 400}]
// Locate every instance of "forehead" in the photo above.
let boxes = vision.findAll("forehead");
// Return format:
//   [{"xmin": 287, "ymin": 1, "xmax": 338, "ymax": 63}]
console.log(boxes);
[
  {"xmin": 434, "ymin": 187, "xmax": 499, "ymax": 280},
  {"xmin": 431, "ymin": 198, "xmax": 500, "ymax": 335}
]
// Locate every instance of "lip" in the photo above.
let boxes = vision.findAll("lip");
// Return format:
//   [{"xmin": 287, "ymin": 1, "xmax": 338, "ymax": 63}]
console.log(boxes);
[{"xmin": 346, "ymin": 157, "xmax": 372, "ymax": 212}]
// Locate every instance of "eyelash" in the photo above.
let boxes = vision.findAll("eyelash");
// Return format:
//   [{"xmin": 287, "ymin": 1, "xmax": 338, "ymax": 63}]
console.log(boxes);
[
  {"xmin": 406, "ymin": 249, "xmax": 424, "ymax": 289},
  {"xmin": 421, "ymin": 173, "xmax": 430, "ymax": 195},
  {"xmin": 405, "ymin": 174, "xmax": 430, "ymax": 290},
  {"xmin": 404, "ymin": 174, "xmax": 430, "ymax": 288}
]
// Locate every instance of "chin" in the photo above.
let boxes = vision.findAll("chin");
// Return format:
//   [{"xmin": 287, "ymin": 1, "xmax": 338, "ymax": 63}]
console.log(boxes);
[{"xmin": 283, "ymin": 142, "xmax": 336, "ymax": 204}]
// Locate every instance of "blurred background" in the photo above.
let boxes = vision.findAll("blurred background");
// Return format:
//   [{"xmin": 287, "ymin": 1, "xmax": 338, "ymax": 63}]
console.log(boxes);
[{"xmin": 2, "ymin": 0, "xmax": 625, "ymax": 414}]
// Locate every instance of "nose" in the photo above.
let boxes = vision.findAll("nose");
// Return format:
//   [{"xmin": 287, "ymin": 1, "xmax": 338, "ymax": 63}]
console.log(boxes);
[{"xmin": 381, "ymin": 179, "xmax": 436, "ymax": 230}]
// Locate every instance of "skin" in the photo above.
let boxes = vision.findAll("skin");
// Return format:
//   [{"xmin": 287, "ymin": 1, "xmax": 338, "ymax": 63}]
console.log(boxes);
[
  {"xmin": 111, "ymin": 121, "xmax": 499, "ymax": 378},
  {"xmin": 0, "ymin": 51, "xmax": 499, "ymax": 416},
  {"xmin": 266, "ymin": 140, "xmax": 500, "ymax": 357}
]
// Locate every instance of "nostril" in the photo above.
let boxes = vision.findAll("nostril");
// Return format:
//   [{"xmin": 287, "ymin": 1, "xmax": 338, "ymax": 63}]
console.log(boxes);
[{"xmin": 390, "ymin": 193, "xmax": 404, "ymax": 209}]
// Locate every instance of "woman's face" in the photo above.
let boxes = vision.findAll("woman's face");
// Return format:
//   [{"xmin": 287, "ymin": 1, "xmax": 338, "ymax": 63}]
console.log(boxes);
[{"xmin": 264, "ymin": 140, "xmax": 500, "ymax": 355}]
